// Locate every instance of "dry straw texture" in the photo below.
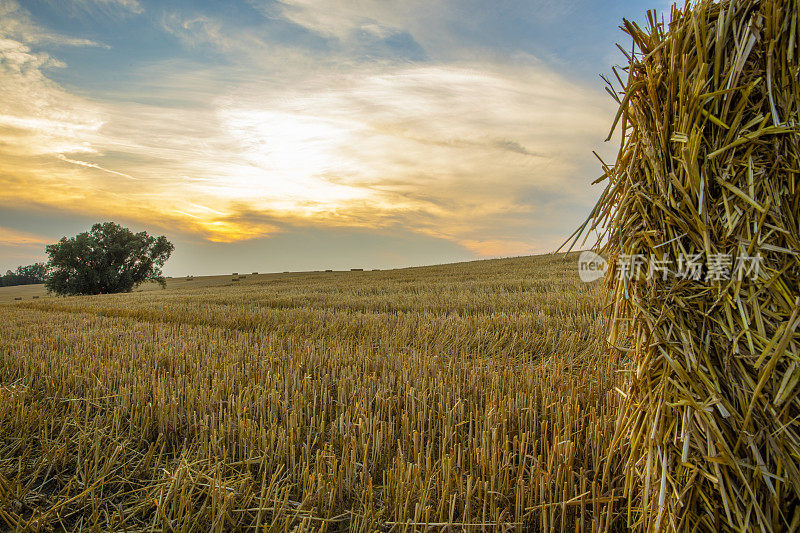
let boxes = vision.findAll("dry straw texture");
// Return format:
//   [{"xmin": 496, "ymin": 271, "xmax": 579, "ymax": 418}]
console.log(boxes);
[
  {"xmin": 0, "ymin": 256, "xmax": 628, "ymax": 531},
  {"xmin": 584, "ymin": 0, "xmax": 800, "ymax": 530}
]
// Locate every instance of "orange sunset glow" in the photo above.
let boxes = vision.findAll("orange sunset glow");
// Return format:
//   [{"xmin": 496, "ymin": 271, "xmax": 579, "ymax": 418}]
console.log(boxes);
[{"xmin": 0, "ymin": 0, "xmax": 649, "ymax": 274}]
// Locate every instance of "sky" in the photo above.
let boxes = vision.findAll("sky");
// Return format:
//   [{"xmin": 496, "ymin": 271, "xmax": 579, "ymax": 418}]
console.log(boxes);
[{"xmin": 0, "ymin": 0, "xmax": 666, "ymax": 276}]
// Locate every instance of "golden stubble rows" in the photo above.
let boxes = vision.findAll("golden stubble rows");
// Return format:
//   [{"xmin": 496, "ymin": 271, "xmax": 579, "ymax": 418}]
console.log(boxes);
[{"xmin": 0, "ymin": 254, "xmax": 625, "ymax": 531}]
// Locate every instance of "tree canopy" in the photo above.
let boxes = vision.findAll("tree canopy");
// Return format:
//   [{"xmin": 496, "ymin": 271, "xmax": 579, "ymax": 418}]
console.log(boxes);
[
  {"xmin": 45, "ymin": 222, "xmax": 174, "ymax": 295},
  {"xmin": 0, "ymin": 263, "xmax": 48, "ymax": 287}
]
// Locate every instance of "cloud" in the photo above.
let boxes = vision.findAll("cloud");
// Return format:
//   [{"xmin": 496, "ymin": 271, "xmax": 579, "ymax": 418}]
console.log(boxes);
[
  {"xmin": 0, "ymin": 226, "xmax": 52, "ymax": 247},
  {"xmin": 274, "ymin": 0, "xmax": 424, "ymax": 41},
  {"xmin": 0, "ymin": 0, "xmax": 111, "ymax": 48},
  {"xmin": 56, "ymin": 154, "xmax": 137, "ymax": 180},
  {"xmin": 266, "ymin": 0, "xmax": 581, "ymax": 63},
  {"xmin": 458, "ymin": 238, "xmax": 538, "ymax": 257},
  {"xmin": 91, "ymin": 0, "xmax": 143, "ymax": 14},
  {"xmin": 160, "ymin": 13, "xmax": 240, "ymax": 54},
  {"xmin": 0, "ymin": 3, "xmax": 616, "ymax": 258},
  {"xmin": 0, "ymin": 5, "xmax": 106, "ymax": 160}
]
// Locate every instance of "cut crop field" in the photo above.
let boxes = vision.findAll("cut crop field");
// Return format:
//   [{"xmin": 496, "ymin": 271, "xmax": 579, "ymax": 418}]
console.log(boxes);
[{"xmin": 0, "ymin": 253, "xmax": 625, "ymax": 531}]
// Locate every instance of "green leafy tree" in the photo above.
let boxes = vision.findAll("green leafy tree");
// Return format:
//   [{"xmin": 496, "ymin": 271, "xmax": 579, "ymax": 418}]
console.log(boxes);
[
  {"xmin": 45, "ymin": 222, "xmax": 174, "ymax": 295},
  {"xmin": 0, "ymin": 263, "xmax": 48, "ymax": 286}
]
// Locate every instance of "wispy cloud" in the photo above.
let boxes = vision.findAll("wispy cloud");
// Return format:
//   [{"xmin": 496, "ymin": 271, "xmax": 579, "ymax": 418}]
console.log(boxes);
[
  {"xmin": 55, "ymin": 154, "xmax": 137, "ymax": 180},
  {"xmin": 0, "ymin": 1, "xmax": 618, "ymax": 257},
  {"xmin": 91, "ymin": 0, "xmax": 143, "ymax": 15},
  {"xmin": 273, "ymin": 0, "xmax": 429, "ymax": 43},
  {"xmin": 0, "ymin": 226, "xmax": 52, "ymax": 247},
  {"xmin": 0, "ymin": 0, "xmax": 111, "ymax": 48},
  {"xmin": 0, "ymin": 36, "xmax": 104, "ymax": 158},
  {"xmin": 205, "ymin": 61, "xmax": 611, "ymax": 252}
]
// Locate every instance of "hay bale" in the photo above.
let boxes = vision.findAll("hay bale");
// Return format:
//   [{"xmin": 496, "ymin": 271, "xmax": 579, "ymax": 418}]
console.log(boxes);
[
  {"xmin": 13, "ymin": 297, "xmax": 21, "ymax": 301},
  {"xmin": 252, "ymin": 271, "xmax": 258, "ymax": 275},
  {"xmin": 325, "ymin": 269, "xmax": 333, "ymax": 272},
  {"xmin": 350, "ymin": 268, "xmax": 363, "ymax": 272},
  {"xmin": 583, "ymin": 0, "xmax": 800, "ymax": 530}
]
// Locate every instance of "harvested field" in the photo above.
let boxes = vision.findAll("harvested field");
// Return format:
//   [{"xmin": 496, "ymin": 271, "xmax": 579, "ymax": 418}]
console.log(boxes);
[{"xmin": 0, "ymin": 253, "xmax": 628, "ymax": 531}]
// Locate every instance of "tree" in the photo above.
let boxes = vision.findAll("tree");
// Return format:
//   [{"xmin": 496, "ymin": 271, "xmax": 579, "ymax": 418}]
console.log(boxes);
[
  {"xmin": 0, "ymin": 263, "xmax": 48, "ymax": 286},
  {"xmin": 45, "ymin": 222, "xmax": 174, "ymax": 295}
]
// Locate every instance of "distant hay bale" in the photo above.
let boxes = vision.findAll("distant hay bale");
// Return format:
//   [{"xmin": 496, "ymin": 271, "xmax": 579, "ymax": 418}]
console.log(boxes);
[
  {"xmin": 252, "ymin": 271, "xmax": 258, "ymax": 275},
  {"xmin": 13, "ymin": 297, "xmax": 21, "ymax": 301},
  {"xmin": 350, "ymin": 268, "xmax": 363, "ymax": 272},
  {"xmin": 325, "ymin": 269, "xmax": 333, "ymax": 272},
  {"xmin": 584, "ymin": 0, "xmax": 800, "ymax": 530}
]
